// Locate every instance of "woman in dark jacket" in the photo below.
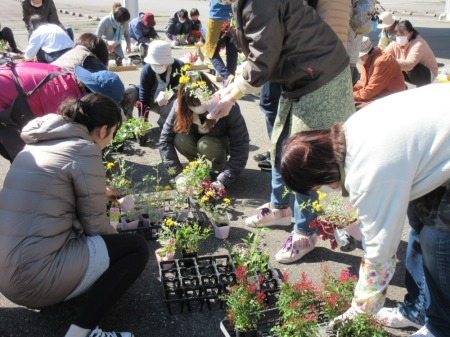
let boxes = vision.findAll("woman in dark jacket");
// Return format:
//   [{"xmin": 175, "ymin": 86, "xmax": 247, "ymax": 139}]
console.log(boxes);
[
  {"xmin": 165, "ymin": 9, "xmax": 192, "ymax": 45},
  {"xmin": 159, "ymin": 72, "xmax": 249, "ymax": 188}
]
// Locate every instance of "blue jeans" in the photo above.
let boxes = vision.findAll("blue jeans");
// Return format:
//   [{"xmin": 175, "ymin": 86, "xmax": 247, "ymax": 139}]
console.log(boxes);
[
  {"xmin": 259, "ymin": 82, "xmax": 281, "ymax": 139},
  {"xmin": 210, "ymin": 34, "xmax": 237, "ymax": 80},
  {"xmin": 270, "ymin": 114, "xmax": 317, "ymax": 235},
  {"xmin": 421, "ymin": 226, "xmax": 450, "ymax": 336},
  {"xmin": 399, "ymin": 204, "xmax": 429, "ymax": 326}
]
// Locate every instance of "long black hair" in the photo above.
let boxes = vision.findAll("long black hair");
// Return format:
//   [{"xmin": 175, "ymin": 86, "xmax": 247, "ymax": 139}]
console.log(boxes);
[{"xmin": 59, "ymin": 93, "xmax": 122, "ymax": 137}]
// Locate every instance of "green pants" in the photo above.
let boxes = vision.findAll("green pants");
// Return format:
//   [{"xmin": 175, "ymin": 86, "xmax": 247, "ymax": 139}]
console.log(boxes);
[{"xmin": 174, "ymin": 133, "xmax": 230, "ymax": 172}]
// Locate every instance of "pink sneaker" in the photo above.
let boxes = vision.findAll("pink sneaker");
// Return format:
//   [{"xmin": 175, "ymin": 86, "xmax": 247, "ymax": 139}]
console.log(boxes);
[
  {"xmin": 245, "ymin": 203, "xmax": 292, "ymax": 228},
  {"xmin": 275, "ymin": 231, "xmax": 317, "ymax": 264}
]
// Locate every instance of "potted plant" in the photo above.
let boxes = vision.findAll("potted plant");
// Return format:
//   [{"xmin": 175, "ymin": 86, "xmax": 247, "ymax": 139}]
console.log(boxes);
[
  {"xmin": 175, "ymin": 222, "xmax": 210, "ymax": 259},
  {"xmin": 232, "ymin": 230, "xmax": 270, "ymax": 281},
  {"xmin": 271, "ymin": 272, "xmax": 321, "ymax": 337},
  {"xmin": 220, "ymin": 265, "xmax": 267, "ymax": 337},
  {"xmin": 176, "ymin": 155, "xmax": 211, "ymax": 197},
  {"xmin": 128, "ymin": 117, "xmax": 151, "ymax": 146},
  {"xmin": 197, "ymin": 178, "xmax": 231, "ymax": 239},
  {"xmin": 335, "ymin": 312, "xmax": 388, "ymax": 337},
  {"xmin": 300, "ymin": 190, "xmax": 359, "ymax": 250},
  {"xmin": 120, "ymin": 209, "xmax": 140, "ymax": 230},
  {"xmin": 156, "ymin": 217, "xmax": 178, "ymax": 269}
]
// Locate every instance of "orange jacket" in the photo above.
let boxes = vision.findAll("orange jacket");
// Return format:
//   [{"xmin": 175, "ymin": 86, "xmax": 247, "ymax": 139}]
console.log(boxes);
[{"xmin": 353, "ymin": 47, "xmax": 405, "ymax": 109}]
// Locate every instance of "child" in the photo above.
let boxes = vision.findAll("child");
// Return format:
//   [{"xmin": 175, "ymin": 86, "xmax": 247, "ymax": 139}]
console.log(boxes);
[
  {"xmin": 165, "ymin": 9, "xmax": 192, "ymax": 46},
  {"xmin": 189, "ymin": 8, "xmax": 203, "ymax": 44}
]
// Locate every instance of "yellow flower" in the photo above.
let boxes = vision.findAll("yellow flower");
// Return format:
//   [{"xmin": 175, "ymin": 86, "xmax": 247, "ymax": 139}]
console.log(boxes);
[
  {"xmin": 312, "ymin": 200, "xmax": 323, "ymax": 212},
  {"xmin": 223, "ymin": 198, "xmax": 231, "ymax": 205},
  {"xmin": 182, "ymin": 168, "xmax": 188, "ymax": 174},
  {"xmin": 201, "ymin": 196, "xmax": 209, "ymax": 204},
  {"xmin": 179, "ymin": 75, "xmax": 190, "ymax": 84},
  {"xmin": 199, "ymin": 202, "xmax": 205, "ymax": 208},
  {"xmin": 197, "ymin": 81, "xmax": 206, "ymax": 86},
  {"xmin": 168, "ymin": 168, "xmax": 176, "ymax": 175},
  {"xmin": 317, "ymin": 190, "xmax": 328, "ymax": 200},
  {"xmin": 206, "ymin": 191, "xmax": 215, "ymax": 197},
  {"xmin": 164, "ymin": 185, "xmax": 172, "ymax": 190},
  {"xmin": 145, "ymin": 198, "xmax": 153, "ymax": 204},
  {"xmin": 106, "ymin": 162, "xmax": 114, "ymax": 170},
  {"xmin": 156, "ymin": 185, "xmax": 163, "ymax": 191},
  {"xmin": 181, "ymin": 64, "xmax": 191, "ymax": 72},
  {"xmin": 164, "ymin": 218, "xmax": 174, "ymax": 227}
]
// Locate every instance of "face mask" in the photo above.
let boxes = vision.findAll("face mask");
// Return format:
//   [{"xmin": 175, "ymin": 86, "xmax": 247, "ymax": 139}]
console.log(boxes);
[
  {"xmin": 151, "ymin": 64, "xmax": 168, "ymax": 74},
  {"xmin": 189, "ymin": 105, "xmax": 207, "ymax": 114},
  {"xmin": 31, "ymin": 1, "xmax": 42, "ymax": 7},
  {"xmin": 396, "ymin": 35, "xmax": 409, "ymax": 46},
  {"xmin": 179, "ymin": 19, "xmax": 186, "ymax": 24}
]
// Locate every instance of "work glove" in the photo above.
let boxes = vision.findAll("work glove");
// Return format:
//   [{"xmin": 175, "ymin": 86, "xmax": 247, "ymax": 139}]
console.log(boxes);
[{"xmin": 211, "ymin": 180, "xmax": 225, "ymax": 190}]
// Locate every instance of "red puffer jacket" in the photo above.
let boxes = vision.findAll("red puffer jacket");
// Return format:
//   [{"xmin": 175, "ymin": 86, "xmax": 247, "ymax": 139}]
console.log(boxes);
[{"xmin": 0, "ymin": 63, "xmax": 81, "ymax": 117}]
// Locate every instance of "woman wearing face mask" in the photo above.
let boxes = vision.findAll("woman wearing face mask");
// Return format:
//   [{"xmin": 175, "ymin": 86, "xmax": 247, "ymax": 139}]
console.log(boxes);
[
  {"xmin": 96, "ymin": 6, "xmax": 131, "ymax": 67},
  {"xmin": 384, "ymin": 20, "xmax": 438, "ymax": 87},
  {"xmin": 353, "ymin": 36, "xmax": 405, "ymax": 110},
  {"xmin": 165, "ymin": 9, "xmax": 192, "ymax": 46},
  {"xmin": 159, "ymin": 71, "xmax": 249, "ymax": 189},
  {"xmin": 139, "ymin": 40, "xmax": 184, "ymax": 127}
]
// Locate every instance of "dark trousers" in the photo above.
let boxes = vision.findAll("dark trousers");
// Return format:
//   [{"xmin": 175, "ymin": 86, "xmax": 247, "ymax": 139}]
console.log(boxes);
[
  {"xmin": 74, "ymin": 234, "xmax": 149, "ymax": 329},
  {"xmin": 259, "ymin": 82, "xmax": 282, "ymax": 139},
  {"xmin": 36, "ymin": 47, "xmax": 71, "ymax": 63},
  {"xmin": 210, "ymin": 35, "xmax": 238, "ymax": 80},
  {"xmin": 0, "ymin": 27, "xmax": 19, "ymax": 51},
  {"xmin": 403, "ymin": 63, "xmax": 432, "ymax": 87}
]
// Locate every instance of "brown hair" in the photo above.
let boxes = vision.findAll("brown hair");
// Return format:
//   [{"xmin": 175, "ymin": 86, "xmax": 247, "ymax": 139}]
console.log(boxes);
[
  {"xmin": 75, "ymin": 33, "xmax": 109, "ymax": 66},
  {"xmin": 173, "ymin": 72, "xmax": 218, "ymax": 134},
  {"xmin": 280, "ymin": 123, "xmax": 346, "ymax": 194}
]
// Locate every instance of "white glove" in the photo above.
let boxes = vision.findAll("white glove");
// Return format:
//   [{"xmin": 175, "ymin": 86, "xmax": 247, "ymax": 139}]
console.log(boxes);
[
  {"xmin": 157, "ymin": 95, "xmax": 169, "ymax": 107},
  {"xmin": 211, "ymin": 180, "xmax": 225, "ymax": 190},
  {"xmin": 329, "ymin": 307, "xmax": 361, "ymax": 328}
]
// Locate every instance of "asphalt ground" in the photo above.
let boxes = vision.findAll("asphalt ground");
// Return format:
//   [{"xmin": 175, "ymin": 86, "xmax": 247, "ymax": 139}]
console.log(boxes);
[{"xmin": 0, "ymin": 1, "xmax": 449, "ymax": 336}]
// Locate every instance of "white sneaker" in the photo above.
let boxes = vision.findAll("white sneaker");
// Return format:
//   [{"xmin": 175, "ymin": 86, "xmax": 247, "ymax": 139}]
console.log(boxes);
[
  {"xmin": 87, "ymin": 327, "xmax": 134, "ymax": 337},
  {"xmin": 411, "ymin": 325, "xmax": 436, "ymax": 337},
  {"xmin": 245, "ymin": 203, "xmax": 292, "ymax": 227},
  {"xmin": 376, "ymin": 307, "xmax": 422, "ymax": 329},
  {"xmin": 275, "ymin": 231, "xmax": 317, "ymax": 264}
]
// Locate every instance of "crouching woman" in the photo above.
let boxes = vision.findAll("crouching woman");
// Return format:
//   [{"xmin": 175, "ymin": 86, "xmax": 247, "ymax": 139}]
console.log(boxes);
[
  {"xmin": 0, "ymin": 93, "xmax": 149, "ymax": 337},
  {"xmin": 159, "ymin": 72, "xmax": 249, "ymax": 189}
]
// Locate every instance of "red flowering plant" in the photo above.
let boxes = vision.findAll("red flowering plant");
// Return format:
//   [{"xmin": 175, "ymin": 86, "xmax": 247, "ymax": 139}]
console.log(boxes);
[
  {"xmin": 271, "ymin": 272, "xmax": 322, "ymax": 337},
  {"xmin": 220, "ymin": 265, "xmax": 267, "ymax": 333},
  {"xmin": 301, "ymin": 190, "xmax": 358, "ymax": 249},
  {"xmin": 319, "ymin": 264, "xmax": 358, "ymax": 320}
]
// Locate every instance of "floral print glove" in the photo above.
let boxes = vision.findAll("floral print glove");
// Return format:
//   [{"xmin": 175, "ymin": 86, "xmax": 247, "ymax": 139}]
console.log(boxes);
[{"xmin": 352, "ymin": 256, "xmax": 397, "ymax": 312}]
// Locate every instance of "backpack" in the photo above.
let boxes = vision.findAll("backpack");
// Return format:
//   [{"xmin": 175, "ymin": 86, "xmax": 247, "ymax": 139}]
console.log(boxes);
[{"xmin": 0, "ymin": 62, "xmax": 70, "ymax": 162}]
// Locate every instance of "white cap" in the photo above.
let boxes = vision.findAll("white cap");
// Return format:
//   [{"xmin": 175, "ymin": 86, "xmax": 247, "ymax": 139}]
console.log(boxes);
[
  {"xmin": 144, "ymin": 40, "xmax": 174, "ymax": 65},
  {"xmin": 359, "ymin": 36, "xmax": 372, "ymax": 57},
  {"xmin": 377, "ymin": 12, "xmax": 396, "ymax": 29}
]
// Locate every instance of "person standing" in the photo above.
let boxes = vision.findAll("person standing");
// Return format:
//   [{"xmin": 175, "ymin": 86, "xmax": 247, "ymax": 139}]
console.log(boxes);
[
  {"xmin": 22, "ymin": 0, "xmax": 73, "ymax": 40},
  {"xmin": 279, "ymin": 84, "xmax": 450, "ymax": 337},
  {"xmin": 384, "ymin": 20, "xmax": 438, "ymax": 87},
  {"xmin": 205, "ymin": 0, "xmax": 238, "ymax": 81},
  {"xmin": 209, "ymin": 0, "xmax": 355, "ymax": 264}
]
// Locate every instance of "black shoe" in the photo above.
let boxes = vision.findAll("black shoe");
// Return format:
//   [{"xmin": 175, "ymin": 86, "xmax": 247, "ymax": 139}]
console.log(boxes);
[
  {"xmin": 258, "ymin": 159, "xmax": 272, "ymax": 171},
  {"xmin": 253, "ymin": 151, "xmax": 270, "ymax": 162}
]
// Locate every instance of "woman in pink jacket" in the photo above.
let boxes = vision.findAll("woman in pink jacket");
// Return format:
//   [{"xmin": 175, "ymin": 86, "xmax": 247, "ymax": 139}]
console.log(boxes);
[{"xmin": 385, "ymin": 20, "xmax": 438, "ymax": 87}]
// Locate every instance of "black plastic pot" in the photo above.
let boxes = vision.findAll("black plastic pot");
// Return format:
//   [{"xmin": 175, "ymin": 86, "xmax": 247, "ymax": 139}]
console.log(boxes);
[
  {"xmin": 137, "ymin": 133, "xmax": 149, "ymax": 146},
  {"xmin": 235, "ymin": 329, "xmax": 257, "ymax": 337}
]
